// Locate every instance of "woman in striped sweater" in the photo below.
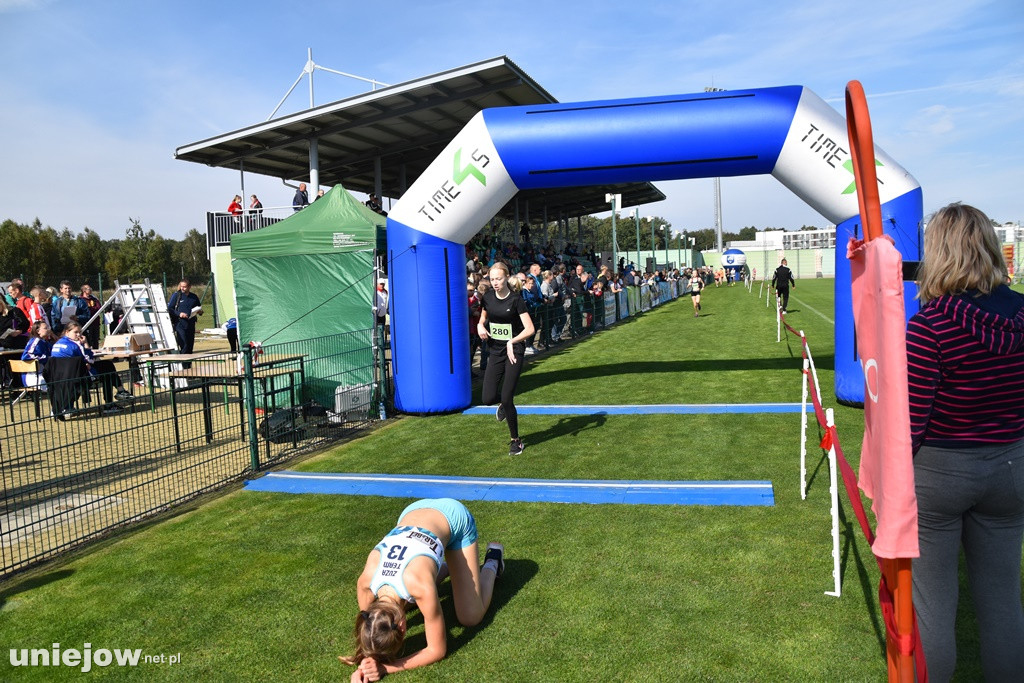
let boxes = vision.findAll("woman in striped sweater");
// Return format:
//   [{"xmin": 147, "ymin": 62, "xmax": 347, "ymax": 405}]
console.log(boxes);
[{"xmin": 906, "ymin": 203, "xmax": 1024, "ymax": 681}]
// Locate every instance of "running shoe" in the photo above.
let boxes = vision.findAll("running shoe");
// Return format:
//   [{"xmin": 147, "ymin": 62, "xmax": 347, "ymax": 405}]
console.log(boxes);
[
  {"xmin": 509, "ymin": 438, "xmax": 524, "ymax": 456},
  {"xmin": 496, "ymin": 404, "xmax": 506, "ymax": 422},
  {"xmin": 483, "ymin": 543, "xmax": 505, "ymax": 578}
]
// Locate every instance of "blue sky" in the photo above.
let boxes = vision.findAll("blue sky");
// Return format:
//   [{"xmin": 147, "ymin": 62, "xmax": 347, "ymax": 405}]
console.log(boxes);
[{"xmin": 1, "ymin": 0, "xmax": 1021, "ymax": 240}]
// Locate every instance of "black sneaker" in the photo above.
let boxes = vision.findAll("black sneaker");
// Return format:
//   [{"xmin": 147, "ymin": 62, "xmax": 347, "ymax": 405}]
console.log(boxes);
[
  {"xmin": 496, "ymin": 404, "xmax": 506, "ymax": 423},
  {"xmin": 509, "ymin": 438, "xmax": 524, "ymax": 456},
  {"xmin": 483, "ymin": 543, "xmax": 505, "ymax": 578},
  {"xmin": 102, "ymin": 404, "xmax": 124, "ymax": 415}
]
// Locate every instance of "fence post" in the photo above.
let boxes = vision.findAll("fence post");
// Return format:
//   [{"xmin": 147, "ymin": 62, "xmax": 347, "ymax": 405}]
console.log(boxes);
[{"xmin": 242, "ymin": 346, "xmax": 261, "ymax": 471}]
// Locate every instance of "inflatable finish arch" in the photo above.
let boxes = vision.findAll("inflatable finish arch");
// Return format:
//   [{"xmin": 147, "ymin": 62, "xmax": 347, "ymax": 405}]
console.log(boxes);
[{"xmin": 386, "ymin": 85, "xmax": 921, "ymax": 413}]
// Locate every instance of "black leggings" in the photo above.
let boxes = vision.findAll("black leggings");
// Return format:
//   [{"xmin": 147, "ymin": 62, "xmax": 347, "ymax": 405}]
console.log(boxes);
[
  {"xmin": 481, "ymin": 342, "xmax": 526, "ymax": 439},
  {"xmin": 776, "ymin": 287, "xmax": 790, "ymax": 311}
]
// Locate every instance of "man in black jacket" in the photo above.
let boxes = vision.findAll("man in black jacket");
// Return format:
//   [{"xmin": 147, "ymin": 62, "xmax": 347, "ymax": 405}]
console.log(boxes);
[{"xmin": 771, "ymin": 258, "xmax": 796, "ymax": 313}]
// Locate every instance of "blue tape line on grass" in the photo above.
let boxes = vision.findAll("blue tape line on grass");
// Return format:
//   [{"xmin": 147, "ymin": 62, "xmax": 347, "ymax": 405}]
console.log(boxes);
[
  {"xmin": 461, "ymin": 403, "xmax": 810, "ymax": 415},
  {"xmin": 244, "ymin": 472, "xmax": 775, "ymax": 506}
]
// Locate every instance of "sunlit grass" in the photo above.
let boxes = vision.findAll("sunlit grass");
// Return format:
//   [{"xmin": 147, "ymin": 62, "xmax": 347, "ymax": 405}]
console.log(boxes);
[{"xmin": 1, "ymin": 280, "xmax": 984, "ymax": 680}]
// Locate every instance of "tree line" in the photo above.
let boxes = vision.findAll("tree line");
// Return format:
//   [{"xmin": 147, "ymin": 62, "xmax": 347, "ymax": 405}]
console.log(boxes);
[{"xmin": 0, "ymin": 217, "xmax": 210, "ymax": 287}]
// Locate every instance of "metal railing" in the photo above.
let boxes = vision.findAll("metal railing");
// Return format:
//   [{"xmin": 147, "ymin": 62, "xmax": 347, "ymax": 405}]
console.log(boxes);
[
  {"xmin": 0, "ymin": 328, "xmax": 381, "ymax": 579},
  {"xmin": 206, "ymin": 206, "xmax": 296, "ymax": 248}
]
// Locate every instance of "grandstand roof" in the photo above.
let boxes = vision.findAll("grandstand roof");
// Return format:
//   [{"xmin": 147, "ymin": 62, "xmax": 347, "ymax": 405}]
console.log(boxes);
[{"xmin": 174, "ymin": 56, "xmax": 665, "ymax": 219}]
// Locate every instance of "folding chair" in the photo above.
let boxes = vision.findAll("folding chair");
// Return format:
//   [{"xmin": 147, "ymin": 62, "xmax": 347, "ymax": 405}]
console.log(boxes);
[{"xmin": 8, "ymin": 359, "xmax": 45, "ymax": 419}]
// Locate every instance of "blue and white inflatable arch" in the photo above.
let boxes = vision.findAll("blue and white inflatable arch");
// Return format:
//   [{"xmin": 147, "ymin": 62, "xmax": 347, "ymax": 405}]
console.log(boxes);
[{"xmin": 386, "ymin": 85, "xmax": 921, "ymax": 412}]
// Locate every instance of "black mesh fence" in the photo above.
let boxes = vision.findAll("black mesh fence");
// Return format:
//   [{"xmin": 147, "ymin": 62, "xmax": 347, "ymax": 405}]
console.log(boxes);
[{"xmin": 0, "ymin": 328, "xmax": 382, "ymax": 579}]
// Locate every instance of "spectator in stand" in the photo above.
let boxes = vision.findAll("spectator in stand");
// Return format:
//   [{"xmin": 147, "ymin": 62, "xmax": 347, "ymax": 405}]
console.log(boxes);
[
  {"xmin": 519, "ymin": 222, "xmax": 531, "ymax": 246},
  {"xmin": 469, "ymin": 283, "xmax": 483, "ymax": 377},
  {"xmin": 228, "ymin": 194, "xmax": 243, "ymax": 218},
  {"xmin": 292, "ymin": 183, "xmax": 309, "ymax": 212},
  {"xmin": 20, "ymin": 320, "xmax": 52, "ymax": 389},
  {"xmin": 554, "ymin": 264, "xmax": 572, "ymax": 341},
  {"xmin": 365, "ymin": 193, "xmax": 387, "ymax": 216},
  {"xmin": 80, "ymin": 284, "xmax": 102, "ymax": 348},
  {"xmin": 24, "ymin": 287, "xmax": 49, "ymax": 327},
  {"xmin": 466, "ymin": 249, "xmax": 481, "ymax": 276},
  {"xmin": 249, "ymin": 195, "xmax": 263, "ymax": 228},
  {"xmin": 373, "ymin": 280, "xmax": 389, "ymax": 330},
  {"xmin": 168, "ymin": 279, "xmax": 202, "ymax": 353},
  {"xmin": 315, "ymin": 189, "xmax": 325, "ymax": 201},
  {"xmin": 51, "ymin": 321, "xmax": 132, "ymax": 415},
  {"xmin": 7, "ymin": 279, "xmax": 22, "ymax": 304},
  {"xmin": 50, "ymin": 280, "xmax": 88, "ymax": 336},
  {"xmin": 528, "ymin": 263, "xmax": 542, "ymax": 292},
  {"xmin": 906, "ymin": 202, "xmax": 1024, "ymax": 681},
  {"xmin": 518, "ymin": 273, "xmax": 540, "ymax": 355},
  {"xmin": 10, "ymin": 281, "xmax": 33, "ymax": 322},
  {"xmin": 539, "ymin": 270, "xmax": 557, "ymax": 348},
  {"xmin": 474, "ymin": 280, "xmax": 491, "ymax": 374},
  {"xmin": 0, "ymin": 298, "xmax": 29, "ymax": 349}
]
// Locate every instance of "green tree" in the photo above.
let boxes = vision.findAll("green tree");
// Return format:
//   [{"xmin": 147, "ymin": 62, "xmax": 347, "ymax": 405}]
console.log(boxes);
[
  {"xmin": 171, "ymin": 228, "xmax": 210, "ymax": 278},
  {"xmin": 71, "ymin": 228, "xmax": 108, "ymax": 279}
]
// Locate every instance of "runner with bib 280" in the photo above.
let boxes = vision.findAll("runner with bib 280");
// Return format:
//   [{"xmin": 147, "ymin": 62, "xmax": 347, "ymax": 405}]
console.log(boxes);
[{"xmin": 478, "ymin": 262, "xmax": 535, "ymax": 456}]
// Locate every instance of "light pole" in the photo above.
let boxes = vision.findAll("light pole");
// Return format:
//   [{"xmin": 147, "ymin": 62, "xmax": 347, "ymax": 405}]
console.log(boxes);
[
  {"xmin": 647, "ymin": 216, "xmax": 656, "ymax": 272},
  {"xmin": 664, "ymin": 222, "xmax": 671, "ymax": 272},
  {"xmin": 606, "ymin": 193, "xmax": 621, "ymax": 273},
  {"xmin": 634, "ymin": 208, "xmax": 641, "ymax": 269}
]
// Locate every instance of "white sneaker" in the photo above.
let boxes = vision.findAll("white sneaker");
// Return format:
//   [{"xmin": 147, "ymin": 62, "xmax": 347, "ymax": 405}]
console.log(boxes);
[{"xmin": 524, "ymin": 347, "xmax": 536, "ymax": 356}]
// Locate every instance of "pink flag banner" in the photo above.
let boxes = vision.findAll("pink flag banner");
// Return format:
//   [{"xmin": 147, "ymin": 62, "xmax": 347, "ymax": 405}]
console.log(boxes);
[{"xmin": 847, "ymin": 236, "xmax": 919, "ymax": 559}]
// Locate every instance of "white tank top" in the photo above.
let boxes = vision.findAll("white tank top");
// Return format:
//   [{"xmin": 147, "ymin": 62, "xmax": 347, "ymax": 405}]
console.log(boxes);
[{"xmin": 369, "ymin": 526, "xmax": 444, "ymax": 604}]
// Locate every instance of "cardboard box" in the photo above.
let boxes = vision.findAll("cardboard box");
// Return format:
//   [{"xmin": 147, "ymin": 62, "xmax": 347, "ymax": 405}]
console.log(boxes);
[{"xmin": 102, "ymin": 333, "xmax": 154, "ymax": 352}]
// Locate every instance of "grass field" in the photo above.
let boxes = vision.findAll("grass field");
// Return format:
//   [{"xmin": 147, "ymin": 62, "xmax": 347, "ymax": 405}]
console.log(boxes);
[{"xmin": 0, "ymin": 279, "xmax": 997, "ymax": 681}]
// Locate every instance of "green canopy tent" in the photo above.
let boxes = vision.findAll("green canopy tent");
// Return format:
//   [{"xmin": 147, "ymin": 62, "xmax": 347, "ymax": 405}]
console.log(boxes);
[{"xmin": 230, "ymin": 185, "xmax": 384, "ymax": 411}]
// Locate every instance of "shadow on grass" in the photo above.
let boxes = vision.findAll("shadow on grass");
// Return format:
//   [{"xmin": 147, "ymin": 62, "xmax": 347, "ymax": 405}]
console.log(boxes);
[
  {"xmin": 520, "ymin": 356, "xmax": 819, "ymax": 390},
  {"xmin": 523, "ymin": 414, "xmax": 609, "ymax": 446},
  {"xmin": 838, "ymin": 504, "xmax": 886, "ymax": 654},
  {"xmin": 400, "ymin": 558, "xmax": 539, "ymax": 659},
  {"xmin": 0, "ymin": 568, "xmax": 75, "ymax": 610}
]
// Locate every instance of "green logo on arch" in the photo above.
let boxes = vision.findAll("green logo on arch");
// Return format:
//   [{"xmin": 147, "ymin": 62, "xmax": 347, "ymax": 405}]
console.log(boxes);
[
  {"xmin": 453, "ymin": 148, "xmax": 486, "ymax": 187},
  {"xmin": 841, "ymin": 158, "xmax": 884, "ymax": 195}
]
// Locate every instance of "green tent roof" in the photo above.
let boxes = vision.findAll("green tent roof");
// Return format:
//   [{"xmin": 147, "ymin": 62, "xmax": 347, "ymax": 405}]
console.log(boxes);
[{"xmin": 230, "ymin": 184, "xmax": 383, "ymax": 258}]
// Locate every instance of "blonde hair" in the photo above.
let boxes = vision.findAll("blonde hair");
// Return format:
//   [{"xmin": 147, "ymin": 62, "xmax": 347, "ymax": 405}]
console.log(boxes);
[
  {"xmin": 488, "ymin": 262, "xmax": 521, "ymax": 292},
  {"xmin": 342, "ymin": 600, "xmax": 406, "ymax": 666},
  {"xmin": 916, "ymin": 203, "xmax": 1006, "ymax": 303}
]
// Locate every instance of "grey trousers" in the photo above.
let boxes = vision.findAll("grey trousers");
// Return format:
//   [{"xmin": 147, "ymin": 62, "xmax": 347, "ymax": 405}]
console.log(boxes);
[{"xmin": 912, "ymin": 439, "xmax": 1024, "ymax": 682}]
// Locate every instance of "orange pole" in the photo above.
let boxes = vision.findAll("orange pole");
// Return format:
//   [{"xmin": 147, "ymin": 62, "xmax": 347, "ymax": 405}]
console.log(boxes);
[
  {"xmin": 845, "ymin": 80, "xmax": 884, "ymax": 242},
  {"xmin": 846, "ymin": 81, "xmax": 917, "ymax": 682}
]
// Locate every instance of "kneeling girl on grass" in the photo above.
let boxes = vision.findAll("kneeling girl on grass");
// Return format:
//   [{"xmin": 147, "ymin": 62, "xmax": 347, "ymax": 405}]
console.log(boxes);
[{"xmin": 342, "ymin": 498, "xmax": 504, "ymax": 682}]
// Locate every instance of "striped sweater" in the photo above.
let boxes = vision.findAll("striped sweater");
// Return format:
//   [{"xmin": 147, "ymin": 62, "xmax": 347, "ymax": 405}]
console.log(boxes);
[{"xmin": 906, "ymin": 285, "xmax": 1024, "ymax": 453}]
